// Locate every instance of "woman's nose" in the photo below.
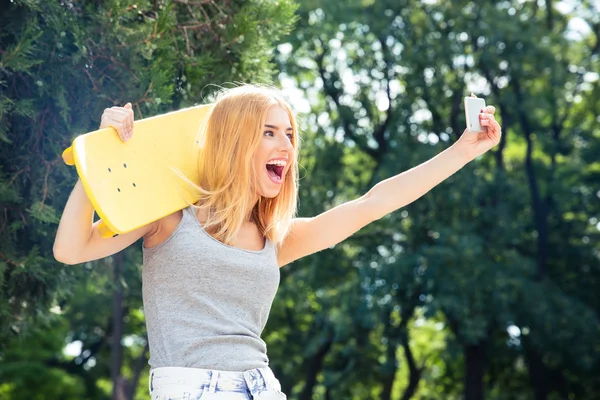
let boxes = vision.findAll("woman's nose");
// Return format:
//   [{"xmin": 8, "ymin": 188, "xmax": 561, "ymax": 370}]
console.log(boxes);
[{"xmin": 278, "ymin": 134, "xmax": 293, "ymax": 151}]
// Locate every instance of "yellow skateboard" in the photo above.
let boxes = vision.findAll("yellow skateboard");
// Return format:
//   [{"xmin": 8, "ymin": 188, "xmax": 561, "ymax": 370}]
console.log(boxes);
[{"xmin": 62, "ymin": 104, "xmax": 213, "ymax": 238}]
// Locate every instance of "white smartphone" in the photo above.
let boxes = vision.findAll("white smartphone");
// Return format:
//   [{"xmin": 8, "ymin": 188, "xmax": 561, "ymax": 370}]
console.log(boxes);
[{"xmin": 464, "ymin": 96, "xmax": 486, "ymax": 132}]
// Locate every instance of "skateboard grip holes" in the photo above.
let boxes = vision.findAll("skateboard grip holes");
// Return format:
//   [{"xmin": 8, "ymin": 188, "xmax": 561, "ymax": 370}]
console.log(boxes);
[
  {"xmin": 133, "ymin": 183, "xmax": 137, "ymax": 187},
  {"xmin": 117, "ymin": 188, "xmax": 121, "ymax": 192},
  {"xmin": 108, "ymin": 168, "xmax": 112, "ymax": 172},
  {"xmin": 123, "ymin": 163, "xmax": 127, "ymax": 168}
]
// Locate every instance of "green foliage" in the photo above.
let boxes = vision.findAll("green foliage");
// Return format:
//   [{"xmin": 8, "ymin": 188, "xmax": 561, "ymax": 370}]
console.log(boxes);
[
  {"xmin": 0, "ymin": 0, "xmax": 297, "ymax": 397},
  {"xmin": 2, "ymin": 0, "xmax": 600, "ymax": 399},
  {"xmin": 267, "ymin": 0, "xmax": 600, "ymax": 399},
  {"xmin": 0, "ymin": 318, "xmax": 87, "ymax": 399}
]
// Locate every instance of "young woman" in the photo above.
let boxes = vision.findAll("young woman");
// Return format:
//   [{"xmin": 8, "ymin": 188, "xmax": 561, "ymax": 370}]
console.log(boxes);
[{"xmin": 54, "ymin": 85, "xmax": 501, "ymax": 399}]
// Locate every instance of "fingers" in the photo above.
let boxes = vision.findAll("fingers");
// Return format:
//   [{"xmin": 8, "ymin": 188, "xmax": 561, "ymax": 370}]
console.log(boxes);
[
  {"xmin": 479, "ymin": 112, "xmax": 495, "ymax": 124},
  {"xmin": 479, "ymin": 113, "xmax": 501, "ymax": 132},
  {"xmin": 489, "ymin": 118, "xmax": 501, "ymax": 133},
  {"xmin": 99, "ymin": 103, "xmax": 135, "ymax": 142},
  {"xmin": 482, "ymin": 105, "xmax": 496, "ymax": 115}
]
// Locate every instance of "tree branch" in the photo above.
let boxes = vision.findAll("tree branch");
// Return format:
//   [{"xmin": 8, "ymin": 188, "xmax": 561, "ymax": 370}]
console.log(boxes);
[
  {"xmin": 314, "ymin": 38, "xmax": 378, "ymax": 159},
  {"xmin": 512, "ymin": 76, "xmax": 548, "ymax": 280}
]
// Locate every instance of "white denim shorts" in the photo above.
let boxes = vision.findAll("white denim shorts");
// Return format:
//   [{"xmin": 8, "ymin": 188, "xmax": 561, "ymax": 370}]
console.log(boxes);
[{"xmin": 149, "ymin": 366, "xmax": 287, "ymax": 399}]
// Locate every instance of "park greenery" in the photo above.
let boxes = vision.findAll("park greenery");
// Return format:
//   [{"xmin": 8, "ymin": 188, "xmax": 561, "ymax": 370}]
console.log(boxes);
[{"xmin": 1, "ymin": 0, "xmax": 599, "ymax": 399}]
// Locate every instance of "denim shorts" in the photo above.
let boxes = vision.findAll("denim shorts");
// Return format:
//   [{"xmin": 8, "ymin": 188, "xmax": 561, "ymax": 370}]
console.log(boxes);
[{"xmin": 149, "ymin": 366, "xmax": 287, "ymax": 399}]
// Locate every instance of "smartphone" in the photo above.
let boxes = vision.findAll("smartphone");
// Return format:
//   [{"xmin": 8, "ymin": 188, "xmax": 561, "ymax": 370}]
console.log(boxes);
[{"xmin": 464, "ymin": 96, "xmax": 486, "ymax": 132}]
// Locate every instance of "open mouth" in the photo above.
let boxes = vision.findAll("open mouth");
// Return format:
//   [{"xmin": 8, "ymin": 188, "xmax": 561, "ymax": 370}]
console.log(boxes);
[{"xmin": 266, "ymin": 159, "xmax": 286, "ymax": 184}]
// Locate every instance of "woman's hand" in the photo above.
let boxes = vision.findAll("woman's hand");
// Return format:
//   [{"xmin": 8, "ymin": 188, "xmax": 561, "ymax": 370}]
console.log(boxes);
[
  {"xmin": 100, "ymin": 102, "xmax": 134, "ymax": 142},
  {"xmin": 454, "ymin": 96, "xmax": 502, "ymax": 161}
]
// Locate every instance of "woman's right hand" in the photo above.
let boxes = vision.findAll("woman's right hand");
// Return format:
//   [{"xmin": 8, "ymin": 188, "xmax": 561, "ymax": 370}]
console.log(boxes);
[{"xmin": 100, "ymin": 102, "xmax": 134, "ymax": 141}]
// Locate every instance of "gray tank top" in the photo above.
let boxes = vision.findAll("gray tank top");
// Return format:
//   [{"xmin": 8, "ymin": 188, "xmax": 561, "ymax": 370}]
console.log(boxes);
[{"xmin": 142, "ymin": 206, "xmax": 280, "ymax": 371}]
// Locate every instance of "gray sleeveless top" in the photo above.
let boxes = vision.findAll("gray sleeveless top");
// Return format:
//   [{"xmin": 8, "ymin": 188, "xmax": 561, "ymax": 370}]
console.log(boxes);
[{"xmin": 142, "ymin": 206, "xmax": 280, "ymax": 371}]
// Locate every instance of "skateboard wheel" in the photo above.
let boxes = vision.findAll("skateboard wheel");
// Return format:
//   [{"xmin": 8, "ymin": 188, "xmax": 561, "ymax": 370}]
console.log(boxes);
[
  {"xmin": 98, "ymin": 221, "xmax": 116, "ymax": 238},
  {"xmin": 62, "ymin": 147, "xmax": 74, "ymax": 166}
]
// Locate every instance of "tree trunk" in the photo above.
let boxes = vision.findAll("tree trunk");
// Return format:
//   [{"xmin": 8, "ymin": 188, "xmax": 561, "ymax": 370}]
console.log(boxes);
[
  {"xmin": 513, "ymin": 78, "xmax": 549, "ymax": 281},
  {"xmin": 298, "ymin": 334, "xmax": 333, "ymax": 400},
  {"xmin": 464, "ymin": 343, "xmax": 486, "ymax": 400},
  {"xmin": 400, "ymin": 330, "xmax": 421, "ymax": 400},
  {"xmin": 513, "ymin": 77, "xmax": 550, "ymax": 400},
  {"xmin": 110, "ymin": 253, "xmax": 126, "ymax": 400},
  {"xmin": 126, "ymin": 341, "xmax": 150, "ymax": 400},
  {"xmin": 525, "ymin": 344, "xmax": 548, "ymax": 400},
  {"xmin": 380, "ymin": 339, "xmax": 398, "ymax": 400}
]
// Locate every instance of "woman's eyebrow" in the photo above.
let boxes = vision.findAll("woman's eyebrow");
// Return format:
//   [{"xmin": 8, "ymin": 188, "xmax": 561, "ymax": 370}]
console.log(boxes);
[{"xmin": 264, "ymin": 124, "xmax": 293, "ymax": 131}]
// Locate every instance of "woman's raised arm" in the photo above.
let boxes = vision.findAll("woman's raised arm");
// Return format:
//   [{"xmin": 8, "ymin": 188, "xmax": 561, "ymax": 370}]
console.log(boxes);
[{"xmin": 277, "ymin": 105, "xmax": 501, "ymax": 267}]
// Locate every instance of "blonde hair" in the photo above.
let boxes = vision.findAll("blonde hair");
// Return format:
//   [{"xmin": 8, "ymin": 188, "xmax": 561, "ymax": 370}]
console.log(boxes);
[{"xmin": 190, "ymin": 84, "xmax": 299, "ymax": 246}]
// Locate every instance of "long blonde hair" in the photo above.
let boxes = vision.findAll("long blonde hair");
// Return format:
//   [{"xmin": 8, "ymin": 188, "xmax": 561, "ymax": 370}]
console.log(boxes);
[{"xmin": 191, "ymin": 84, "xmax": 299, "ymax": 246}]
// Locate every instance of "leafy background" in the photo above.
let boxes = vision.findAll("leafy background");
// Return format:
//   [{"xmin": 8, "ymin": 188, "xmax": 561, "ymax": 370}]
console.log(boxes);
[{"xmin": 1, "ymin": 0, "xmax": 598, "ymax": 399}]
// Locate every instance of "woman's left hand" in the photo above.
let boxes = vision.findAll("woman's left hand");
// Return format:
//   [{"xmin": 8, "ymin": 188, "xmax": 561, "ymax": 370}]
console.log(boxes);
[{"xmin": 455, "ymin": 100, "xmax": 502, "ymax": 161}]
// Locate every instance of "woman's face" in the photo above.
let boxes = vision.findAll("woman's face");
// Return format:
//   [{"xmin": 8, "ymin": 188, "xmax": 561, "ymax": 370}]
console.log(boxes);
[{"xmin": 253, "ymin": 105, "xmax": 294, "ymax": 198}]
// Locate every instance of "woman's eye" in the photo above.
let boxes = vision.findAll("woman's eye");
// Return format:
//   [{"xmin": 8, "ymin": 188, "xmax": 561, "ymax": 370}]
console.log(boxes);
[
  {"xmin": 264, "ymin": 130, "xmax": 274, "ymax": 137},
  {"xmin": 286, "ymin": 134, "xmax": 293, "ymax": 140}
]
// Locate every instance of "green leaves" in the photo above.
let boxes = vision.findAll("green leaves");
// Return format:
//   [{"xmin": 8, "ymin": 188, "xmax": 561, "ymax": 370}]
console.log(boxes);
[
  {"xmin": 28, "ymin": 202, "xmax": 59, "ymax": 224},
  {"xmin": 0, "ymin": 23, "xmax": 43, "ymax": 73},
  {"xmin": 269, "ymin": 0, "xmax": 600, "ymax": 398},
  {"xmin": 0, "ymin": 0, "xmax": 299, "ymax": 397}
]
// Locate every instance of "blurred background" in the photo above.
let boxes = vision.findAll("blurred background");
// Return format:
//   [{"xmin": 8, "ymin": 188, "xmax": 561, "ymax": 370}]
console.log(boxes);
[{"xmin": 1, "ymin": 0, "xmax": 599, "ymax": 399}]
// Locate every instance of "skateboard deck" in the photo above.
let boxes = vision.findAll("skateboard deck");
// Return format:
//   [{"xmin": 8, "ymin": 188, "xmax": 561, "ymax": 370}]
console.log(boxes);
[{"xmin": 62, "ymin": 104, "xmax": 213, "ymax": 238}]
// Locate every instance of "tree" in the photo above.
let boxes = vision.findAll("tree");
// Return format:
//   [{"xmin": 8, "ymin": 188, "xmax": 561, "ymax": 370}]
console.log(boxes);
[
  {"xmin": 0, "ymin": 0, "xmax": 297, "ymax": 398},
  {"xmin": 268, "ymin": 0, "xmax": 600, "ymax": 398}
]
